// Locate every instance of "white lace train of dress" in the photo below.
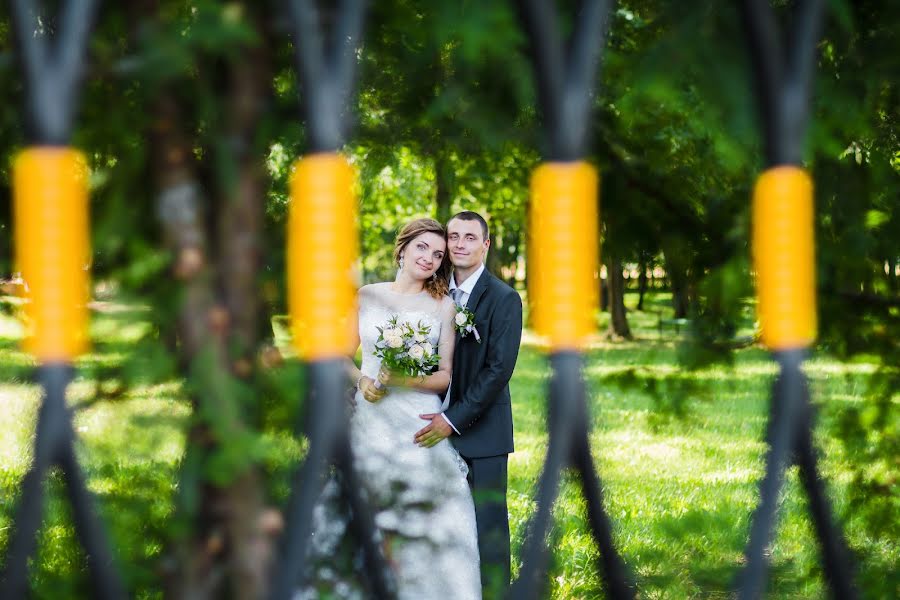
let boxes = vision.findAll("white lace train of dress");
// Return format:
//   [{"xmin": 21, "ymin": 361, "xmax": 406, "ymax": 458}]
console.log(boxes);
[{"xmin": 302, "ymin": 283, "xmax": 481, "ymax": 600}]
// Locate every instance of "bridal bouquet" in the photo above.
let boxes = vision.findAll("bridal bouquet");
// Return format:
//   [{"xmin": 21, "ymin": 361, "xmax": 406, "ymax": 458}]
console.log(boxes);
[{"xmin": 372, "ymin": 316, "xmax": 440, "ymax": 389}]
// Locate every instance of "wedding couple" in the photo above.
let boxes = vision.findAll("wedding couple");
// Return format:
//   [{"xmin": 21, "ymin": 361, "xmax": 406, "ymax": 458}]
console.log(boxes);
[{"xmin": 344, "ymin": 211, "xmax": 522, "ymax": 599}]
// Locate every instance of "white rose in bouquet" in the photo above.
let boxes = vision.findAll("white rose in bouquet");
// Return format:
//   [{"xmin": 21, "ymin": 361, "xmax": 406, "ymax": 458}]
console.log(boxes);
[
  {"xmin": 386, "ymin": 332, "xmax": 404, "ymax": 348},
  {"xmin": 454, "ymin": 312, "xmax": 467, "ymax": 326},
  {"xmin": 408, "ymin": 344, "xmax": 425, "ymax": 361}
]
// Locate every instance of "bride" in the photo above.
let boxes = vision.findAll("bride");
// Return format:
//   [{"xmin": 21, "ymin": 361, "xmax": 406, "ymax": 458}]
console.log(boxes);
[{"xmin": 303, "ymin": 218, "xmax": 481, "ymax": 599}]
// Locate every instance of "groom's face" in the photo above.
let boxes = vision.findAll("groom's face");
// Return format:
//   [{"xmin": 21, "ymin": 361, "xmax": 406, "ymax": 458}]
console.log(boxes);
[{"xmin": 447, "ymin": 218, "xmax": 489, "ymax": 269}]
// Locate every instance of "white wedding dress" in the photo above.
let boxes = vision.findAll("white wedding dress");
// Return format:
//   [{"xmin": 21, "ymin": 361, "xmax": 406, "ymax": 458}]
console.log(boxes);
[{"xmin": 301, "ymin": 282, "xmax": 481, "ymax": 600}]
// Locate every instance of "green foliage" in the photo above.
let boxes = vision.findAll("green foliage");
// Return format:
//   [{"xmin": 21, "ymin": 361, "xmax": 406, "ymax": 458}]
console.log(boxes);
[
  {"xmin": 833, "ymin": 365, "xmax": 899, "ymax": 548},
  {"xmin": 355, "ymin": 145, "xmax": 437, "ymax": 281}
]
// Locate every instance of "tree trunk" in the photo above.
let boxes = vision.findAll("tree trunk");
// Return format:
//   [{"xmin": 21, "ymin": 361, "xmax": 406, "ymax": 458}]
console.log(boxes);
[
  {"xmin": 499, "ymin": 229, "xmax": 522, "ymax": 286},
  {"xmin": 606, "ymin": 256, "xmax": 632, "ymax": 339},
  {"xmin": 663, "ymin": 242, "xmax": 692, "ymax": 319},
  {"xmin": 0, "ymin": 183, "xmax": 10, "ymax": 279},
  {"xmin": 149, "ymin": 33, "xmax": 272, "ymax": 600},
  {"xmin": 434, "ymin": 149, "xmax": 453, "ymax": 224},
  {"xmin": 151, "ymin": 89, "xmax": 219, "ymax": 600},
  {"xmin": 213, "ymin": 8, "xmax": 274, "ymax": 597},
  {"xmin": 218, "ymin": 73, "xmax": 266, "ymax": 362},
  {"xmin": 637, "ymin": 255, "xmax": 648, "ymax": 311},
  {"xmin": 671, "ymin": 280, "xmax": 690, "ymax": 319},
  {"xmin": 887, "ymin": 257, "xmax": 897, "ymax": 293},
  {"xmin": 486, "ymin": 235, "xmax": 503, "ymax": 277},
  {"xmin": 600, "ymin": 276, "xmax": 609, "ymax": 311}
]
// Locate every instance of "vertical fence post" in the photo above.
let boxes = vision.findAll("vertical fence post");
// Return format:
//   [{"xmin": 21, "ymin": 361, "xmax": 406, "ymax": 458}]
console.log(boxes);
[
  {"xmin": 737, "ymin": 1, "xmax": 857, "ymax": 598},
  {"xmin": 271, "ymin": 2, "xmax": 396, "ymax": 598},
  {"xmin": 511, "ymin": 1, "xmax": 635, "ymax": 599},
  {"xmin": 0, "ymin": 1, "xmax": 125, "ymax": 599}
]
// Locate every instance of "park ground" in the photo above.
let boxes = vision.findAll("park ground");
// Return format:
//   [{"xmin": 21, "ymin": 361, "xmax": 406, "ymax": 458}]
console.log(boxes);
[{"xmin": 0, "ymin": 292, "xmax": 896, "ymax": 599}]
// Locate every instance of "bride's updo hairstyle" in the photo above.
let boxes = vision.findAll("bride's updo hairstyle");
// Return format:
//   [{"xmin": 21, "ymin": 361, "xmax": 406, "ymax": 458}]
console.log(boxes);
[{"xmin": 393, "ymin": 218, "xmax": 451, "ymax": 299}]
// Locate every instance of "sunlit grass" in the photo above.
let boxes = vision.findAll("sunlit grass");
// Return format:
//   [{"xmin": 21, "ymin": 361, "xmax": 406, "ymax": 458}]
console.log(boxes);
[
  {"xmin": 508, "ymin": 300, "xmax": 897, "ymax": 599},
  {"xmin": 0, "ymin": 294, "xmax": 896, "ymax": 598},
  {"xmin": 0, "ymin": 306, "xmax": 188, "ymax": 599}
]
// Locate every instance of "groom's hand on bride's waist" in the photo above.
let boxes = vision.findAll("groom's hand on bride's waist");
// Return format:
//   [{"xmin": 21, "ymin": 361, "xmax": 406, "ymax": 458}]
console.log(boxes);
[{"xmin": 414, "ymin": 413, "xmax": 452, "ymax": 448}]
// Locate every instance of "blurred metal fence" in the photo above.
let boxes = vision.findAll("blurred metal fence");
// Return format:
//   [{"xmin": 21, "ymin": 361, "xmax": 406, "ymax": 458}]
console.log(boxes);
[
  {"xmin": 1, "ymin": 1, "xmax": 124, "ymax": 599},
  {"xmin": 511, "ymin": 1, "xmax": 634, "ymax": 598},
  {"xmin": 737, "ymin": 1, "xmax": 856, "ymax": 598},
  {"xmin": 0, "ymin": 1, "xmax": 857, "ymax": 599}
]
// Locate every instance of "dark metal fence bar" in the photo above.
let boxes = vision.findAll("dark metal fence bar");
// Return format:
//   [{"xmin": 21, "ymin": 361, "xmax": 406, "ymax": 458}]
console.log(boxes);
[
  {"xmin": 515, "ymin": 0, "xmax": 611, "ymax": 162},
  {"xmin": 513, "ymin": 353, "xmax": 633, "ymax": 599},
  {"xmin": 0, "ymin": 367, "xmax": 107, "ymax": 598},
  {"xmin": 512, "ymin": 354, "xmax": 578, "ymax": 596},
  {"xmin": 1, "ymin": 1, "xmax": 125, "ymax": 598},
  {"xmin": 741, "ymin": 0, "xmax": 824, "ymax": 167},
  {"xmin": 567, "ymin": 356, "xmax": 632, "ymax": 599},
  {"xmin": 512, "ymin": 1, "xmax": 634, "ymax": 599},
  {"xmin": 738, "ymin": 1, "xmax": 856, "ymax": 598},
  {"xmin": 286, "ymin": 0, "xmax": 367, "ymax": 153},
  {"xmin": 739, "ymin": 350, "xmax": 811, "ymax": 598},
  {"xmin": 271, "ymin": 1, "xmax": 396, "ymax": 599},
  {"xmin": 793, "ymin": 383, "xmax": 857, "ymax": 597},
  {"xmin": 333, "ymin": 427, "xmax": 396, "ymax": 598},
  {"xmin": 10, "ymin": 0, "xmax": 99, "ymax": 145},
  {"xmin": 271, "ymin": 361, "xmax": 358, "ymax": 599}
]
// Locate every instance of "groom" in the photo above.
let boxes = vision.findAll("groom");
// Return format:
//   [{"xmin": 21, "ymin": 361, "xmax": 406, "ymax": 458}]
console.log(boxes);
[{"xmin": 415, "ymin": 210, "xmax": 522, "ymax": 597}]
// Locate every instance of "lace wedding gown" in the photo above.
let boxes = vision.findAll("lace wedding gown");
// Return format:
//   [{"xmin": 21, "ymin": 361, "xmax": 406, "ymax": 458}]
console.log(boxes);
[{"xmin": 302, "ymin": 283, "xmax": 481, "ymax": 599}]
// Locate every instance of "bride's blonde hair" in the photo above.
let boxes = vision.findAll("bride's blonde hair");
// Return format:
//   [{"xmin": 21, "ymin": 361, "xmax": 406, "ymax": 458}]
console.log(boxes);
[{"xmin": 393, "ymin": 218, "xmax": 451, "ymax": 299}]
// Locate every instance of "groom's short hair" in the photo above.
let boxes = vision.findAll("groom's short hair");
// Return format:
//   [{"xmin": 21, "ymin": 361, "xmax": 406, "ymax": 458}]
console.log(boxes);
[{"xmin": 449, "ymin": 211, "xmax": 490, "ymax": 242}]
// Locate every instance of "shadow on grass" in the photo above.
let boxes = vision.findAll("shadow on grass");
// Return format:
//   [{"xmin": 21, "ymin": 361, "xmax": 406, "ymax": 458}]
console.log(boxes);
[
  {"xmin": 634, "ymin": 505, "xmax": 748, "ymax": 596},
  {"xmin": 11, "ymin": 460, "xmax": 177, "ymax": 600},
  {"xmin": 0, "ymin": 375, "xmax": 184, "ymax": 600},
  {"xmin": 0, "ymin": 336, "xmax": 33, "ymax": 383},
  {"xmin": 0, "ymin": 441, "xmax": 180, "ymax": 598}
]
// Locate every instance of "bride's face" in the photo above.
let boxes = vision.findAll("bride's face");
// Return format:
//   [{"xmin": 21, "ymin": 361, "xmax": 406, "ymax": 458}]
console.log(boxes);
[{"xmin": 401, "ymin": 232, "xmax": 446, "ymax": 280}]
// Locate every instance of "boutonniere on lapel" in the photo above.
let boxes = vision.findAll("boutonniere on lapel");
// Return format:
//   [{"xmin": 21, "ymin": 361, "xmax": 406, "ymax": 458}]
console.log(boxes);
[{"xmin": 453, "ymin": 305, "xmax": 481, "ymax": 342}]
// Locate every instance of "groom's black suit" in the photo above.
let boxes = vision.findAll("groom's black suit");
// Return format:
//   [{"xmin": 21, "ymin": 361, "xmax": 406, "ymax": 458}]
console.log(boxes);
[{"xmin": 444, "ymin": 269, "xmax": 522, "ymax": 595}]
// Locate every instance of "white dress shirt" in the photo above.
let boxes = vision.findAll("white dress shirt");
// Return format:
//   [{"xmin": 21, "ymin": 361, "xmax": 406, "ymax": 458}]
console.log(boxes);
[
  {"xmin": 449, "ymin": 262, "xmax": 485, "ymax": 309},
  {"xmin": 441, "ymin": 263, "xmax": 486, "ymax": 434}
]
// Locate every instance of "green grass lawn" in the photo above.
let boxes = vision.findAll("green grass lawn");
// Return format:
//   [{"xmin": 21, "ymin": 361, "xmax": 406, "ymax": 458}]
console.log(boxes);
[{"xmin": 0, "ymin": 292, "xmax": 896, "ymax": 598}]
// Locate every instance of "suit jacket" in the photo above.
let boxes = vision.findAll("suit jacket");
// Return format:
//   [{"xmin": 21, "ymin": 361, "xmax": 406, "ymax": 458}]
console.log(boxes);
[{"xmin": 445, "ymin": 270, "xmax": 522, "ymax": 459}]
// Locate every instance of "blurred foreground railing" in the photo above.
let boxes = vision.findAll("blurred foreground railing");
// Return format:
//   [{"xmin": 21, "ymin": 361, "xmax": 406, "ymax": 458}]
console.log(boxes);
[
  {"xmin": 512, "ymin": 1, "xmax": 635, "ymax": 599},
  {"xmin": 0, "ymin": 1, "xmax": 860, "ymax": 599},
  {"xmin": 737, "ymin": 1, "xmax": 856, "ymax": 598},
  {"xmin": 1, "ymin": 1, "xmax": 125, "ymax": 598}
]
